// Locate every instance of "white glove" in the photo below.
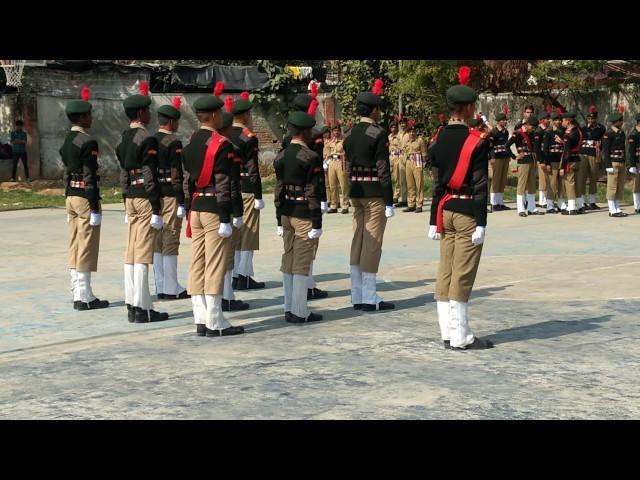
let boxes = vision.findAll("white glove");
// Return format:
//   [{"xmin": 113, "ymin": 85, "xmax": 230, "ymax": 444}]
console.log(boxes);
[
  {"xmin": 276, "ymin": 225, "xmax": 284, "ymax": 237},
  {"xmin": 471, "ymin": 226, "xmax": 486, "ymax": 246},
  {"xmin": 66, "ymin": 214, "xmax": 70, "ymax": 224},
  {"xmin": 124, "ymin": 213, "xmax": 129, "ymax": 224},
  {"xmin": 218, "ymin": 222, "xmax": 232, "ymax": 238},
  {"xmin": 254, "ymin": 199, "xmax": 265, "ymax": 210},
  {"xmin": 427, "ymin": 225, "xmax": 441, "ymax": 240},
  {"xmin": 323, "ymin": 161, "xmax": 329, "ymax": 171},
  {"xmin": 385, "ymin": 205, "xmax": 395, "ymax": 218},
  {"xmin": 150, "ymin": 214, "xmax": 163, "ymax": 230},
  {"xmin": 629, "ymin": 167, "xmax": 638, "ymax": 175},
  {"xmin": 232, "ymin": 216, "xmax": 244, "ymax": 229},
  {"xmin": 89, "ymin": 212, "xmax": 102, "ymax": 227},
  {"xmin": 308, "ymin": 228, "xmax": 323, "ymax": 239},
  {"xmin": 606, "ymin": 167, "xmax": 614, "ymax": 174},
  {"xmin": 321, "ymin": 201, "xmax": 329, "ymax": 214},
  {"xmin": 176, "ymin": 205, "xmax": 186, "ymax": 219}
]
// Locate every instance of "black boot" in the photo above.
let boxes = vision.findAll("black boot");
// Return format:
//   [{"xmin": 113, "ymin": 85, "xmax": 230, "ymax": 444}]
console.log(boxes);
[
  {"xmin": 163, "ymin": 290, "xmax": 190, "ymax": 300},
  {"xmin": 205, "ymin": 325, "xmax": 245, "ymax": 337},
  {"xmin": 590, "ymin": 203, "xmax": 600, "ymax": 210},
  {"xmin": 244, "ymin": 276, "xmax": 265, "ymax": 289},
  {"xmin": 222, "ymin": 299, "xmax": 250, "ymax": 311},
  {"xmin": 403, "ymin": 206, "xmax": 416, "ymax": 212},
  {"xmin": 196, "ymin": 324, "xmax": 206, "ymax": 336},
  {"xmin": 353, "ymin": 304, "xmax": 363, "ymax": 310},
  {"xmin": 361, "ymin": 301, "xmax": 395, "ymax": 311},
  {"xmin": 133, "ymin": 307, "xmax": 149, "ymax": 323},
  {"xmin": 501, "ymin": 204, "xmax": 512, "ymax": 210},
  {"xmin": 307, "ymin": 287, "xmax": 329, "ymax": 300},
  {"xmin": 285, "ymin": 311, "xmax": 292, "ymax": 322},
  {"xmin": 157, "ymin": 293, "xmax": 166, "ymax": 300},
  {"xmin": 149, "ymin": 309, "xmax": 169, "ymax": 322},
  {"xmin": 518, "ymin": 212, "xmax": 527, "ymax": 217},
  {"xmin": 127, "ymin": 304, "xmax": 135, "ymax": 323},
  {"xmin": 76, "ymin": 298, "xmax": 109, "ymax": 311},
  {"xmin": 327, "ymin": 208, "xmax": 338, "ymax": 214},
  {"xmin": 73, "ymin": 301, "xmax": 82, "ymax": 310},
  {"xmin": 415, "ymin": 207, "xmax": 423, "ymax": 213},
  {"xmin": 341, "ymin": 208, "xmax": 349, "ymax": 214},
  {"xmin": 452, "ymin": 337, "xmax": 494, "ymax": 350},
  {"xmin": 444, "ymin": 340, "xmax": 452, "ymax": 350},
  {"xmin": 287, "ymin": 312, "xmax": 323, "ymax": 323},
  {"xmin": 232, "ymin": 276, "xmax": 238, "ymax": 289}
]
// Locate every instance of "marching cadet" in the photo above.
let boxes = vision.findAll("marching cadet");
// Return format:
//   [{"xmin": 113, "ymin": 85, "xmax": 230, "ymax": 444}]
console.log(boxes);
[
  {"xmin": 324, "ymin": 123, "xmax": 349, "ymax": 214},
  {"xmin": 579, "ymin": 105, "xmax": 606, "ymax": 210},
  {"xmin": 117, "ymin": 80, "xmax": 169, "ymax": 323},
  {"xmin": 543, "ymin": 110, "xmax": 565, "ymax": 213},
  {"xmin": 403, "ymin": 120, "xmax": 427, "ymax": 213},
  {"xmin": 627, "ymin": 113, "xmax": 640, "ymax": 213},
  {"xmin": 558, "ymin": 112, "xmax": 582, "ymax": 215},
  {"xmin": 534, "ymin": 110, "xmax": 551, "ymax": 210},
  {"xmin": 182, "ymin": 83, "xmax": 244, "ymax": 337},
  {"xmin": 229, "ymin": 91, "xmax": 266, "ymax": 291},
  {"xmin": 427, "ymin": 65, "xmax": 493, "ymax": 351},
  {"xmin": 602, "ymin": 106, "xmax": 628, "ymax": 217},
  {"xmin": 487, "ymin": 108, "xmax": 510, "ymax": 211},
  {"xmin": 62, "ymin": 87, "xmax": 109, "ymax": 311},
  {"xmin": 394, "ymin": 116, "xmax": 409, "ymax": 208},
  {"xmin": 219, "ymin": 96, "xmax": 249, "ymax": 312},
  {"xmin": 274, "ymin": 103, "xmax": 325, "ymax": 323},
  {"xmin": 344, "ymin": 79, "xmax": 395, "ymax": 311},
  {"xmin": 505, "ymin": 115, "xmax": 541, "ymax": 217},
  {"xmin": 389, "ymin": 121, "xmax": 404, "ymax": 207},
  {"xmin": 152, "ymin": 96, "xmax": 189, "ymax": 300}
]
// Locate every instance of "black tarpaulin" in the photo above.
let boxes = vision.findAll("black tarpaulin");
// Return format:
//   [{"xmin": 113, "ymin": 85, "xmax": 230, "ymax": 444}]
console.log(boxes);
[{"xmin": 170, "ymin": 65, "xmax": 269, "ymax": 91}]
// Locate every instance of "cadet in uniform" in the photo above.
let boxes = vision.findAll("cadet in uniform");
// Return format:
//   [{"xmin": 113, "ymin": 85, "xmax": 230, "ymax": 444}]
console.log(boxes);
[
  {"xmin": 324, "ymin": 123, "xmax": 349, "ymax": 214},
  {"xmin": 579, "ymin": 106, "xmax": 605, "ymax": 210},
  {"xmin": 344, "ymin": 79, "xmax": 395, "ymax": 311},
  {"xmin": 152, "ymin": 97, "xmax": 189, "ymax": 300},
  {"xmin": 62, "ymin": 87, "xmax": 109, "ymax": 311},
  {"xmin": 427, "ymin": 66, "xmax": 493, "ymax": 351},
  {"xmin": 389, "ymin": 122, "xmax": 404, "ymax": 207},
  {"xmin": 229, "ymin": 91, "xmax": 266, "ymax": 290},
  {"xmin": 219, "ymin": 96, "xmax": 249, "ymax": 312},
  {"xmin": 117, "ymin": 81, "xmax": 169, "ymax": 323},
  {"xmin": 274, "ymin": 105, "xmax": 325, "ymax": 323},
  {"xmin": 403, "ymin": 120, "xmax": 427, "ymax": 213},
  {"xmin": 543, "ymin": 110, "xmax": 565, "ymax": 213},
  {"xmin": 559, "ymin": 112, "xmax": 582, "ymax": 215},
  {"xmin": 394, "ymin": 117, "xmax": 409, "ymax": 208},
  {"xmin": 488, "ymin": 108, "xmax": 510, "ymax": 211},
  {"xmin": 627, "ymin": 113, "xmax": 640, "ymax": 213},
  {"xmin": 514, "ymin": 104, "xmax": 535, "ymax": 131},
  {"xmin": 505, "ymin": 116, "xmax": 540, "ymax": 217},
  {"xmin": 534, "ymin": 110, "xmax": 551, "ymax": 209},
  {"xmin": 182, "ymin": 83, "xmax": 244, "ymax": 337},
  {"xmin": 602, "ymin": 107, "xmax": 628, "ymax": 217}
]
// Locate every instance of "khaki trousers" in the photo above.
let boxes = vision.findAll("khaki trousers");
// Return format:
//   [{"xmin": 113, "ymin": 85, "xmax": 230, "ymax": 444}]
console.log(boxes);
[
  {"xmin": 607, "ymin": 162, "xmax": 626, "ymax": 201},
  {"xmin": 547, "ymin": 163, "xmax": 564, "ymax": 201},
  {"xmin": 490, "ymin": 158, "xmax": 510, "ymax": 194},
  {"xmin": 349, "ymin": 197, "xmax": 387, "ymax": 274},
  {"xmin": 66, "ymin": 196, "xmax": 100, "ymax": 272},
  {"xmin": 154, "ymin": 196, "xmax": 182, "ymax": 256},
  {"xmin": 327, "ymin": 159, "xmax": 349, "ymax": 209},
  {"xmin": 125, "ymin": 197, "xmax": 159, "ymax": 265},
  {"xmin": 577, "ymin": 154, "xmax": 599, "ymax": 197},
  {"xmin": 280, "ymin": 216, "xmax": 314, "ymax": 275},
  {"xmin": 188, "ymin": 211, "xmax": 230, "ymax": 295},
  {"xmin": 562, "ymin": 162, "xmax": 579, "ymax": 200},
  {"xmin": 239, "ymin": 193, "xmax": 260, "ymax": 251},
  {"xmin": 516, "ymin": 163, "xmax": 537, "ymax": 195},
  {"xmin": 406, "ymin": 163, "xmax": 425, "ymax": 208},
  {"xmin": 392, "ymin": 155, "xmax": 407, "ymax": 202}
]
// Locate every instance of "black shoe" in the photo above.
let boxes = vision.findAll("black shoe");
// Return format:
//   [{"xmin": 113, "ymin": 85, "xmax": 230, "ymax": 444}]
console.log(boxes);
[
  {"xmin": 528, "ymin": 210, "xmax": 543, "ymax": 215},
  {"xmin": 518, "ymin": 212, "xmax": 527, "ymax": 217},
  {"xmin": 205, "ymin": 325, "xmax": 245, "ymax": 337},
  {"xmin": 196, "ymin": 324, "xmax": 206, "ymax": 336},
  {"xmin": 491, "ymin": 204, "xmax": 501, "ymax": 212},
  {"xmin": 501, "ymin": 204, "xmax": 512, "ymax": 210},
  {"xmin": 73, "ymin": 301, "xmax": 82, "ymax": 310},
  {"xmin": 327, "ymin": 208, "xmax": 338, "ymax": 214},
  {"xmin": 237, "ymin": 275, "xmax": 265, "ymax": 290},
  {"xmin": 232, "ymin": 276, "xmax": 238, "ymax": 289},
  {"xmin": 590, "ymin": 203, "xmax": 600, "ymax": 210},
  {"xmin": 157, "ymin": 293, "xmax": 166, "ymax": 300},
  {"xmin": 403, "ymin": 206, "xmax": 416, "ymax": 212},
  {"xmin": 287, "ymin": 312, "xmax": 323, "ymax": 323},
  {"xmin": 163, "ymin": 290, "xmax": 190, "ymax": 300},
  {"xmin": 451, "ymin": 337, "xmax": 494, "ymax": 350},
  {"xmin": 222, "ymin": 299, "xmax": 250, "ymax": 311},
  {"xmin": 285, "ymin": 311, "xmax": 292, "ymax": 322},
  {"xmin": 636, "ymin": 209, "xmax": 640, "ymax": 214},
  {"xmin": 127, "ymin": 304, "xmax": 135, "ymax": 323},
  {"xmin": 394, "ymin": 201, "xmax": 407, "ymax": 208},
  {"xmin": 562, "ymin": 210, "xmax": 579, "ymax": 216},
  {"xmin": 133, "ymin": 307, "xmax": 149, "ymax": 323},
  {"xmin": 307, "ymin": 287, "xmax": 329, "ymax": 300},
  {"xmin": 353, "ymin": 304, "xmax": 363, "ymax": 310},
  {"xmin": 76, "ymin": 298, "xmax": 110, "ymax": 310},
  {"xmin": 609, "ymin": 212, "xmax": 628, "ymax": 217},
  {"xmin": 415, "ymin": 207, "xmax": 423, "ymax": 213},
  {"xmin": 444, "ymin": 340, "xmax": 451, "ymax": 350},
  {"xmin": 361, "ymin": 301, "xmax": 395, "ymax": 311},
  {"xmin": 341, "ymin": 209, "xmax": 349, "ymax": 214},
  {"xmin": 546, "ymin": 208, "xmax": 558, "ymax": 214},
  {"xmin": 149, "ymin": 309, "xmax": 169, "ymax": 322},
  {"xmin": 577, "ymin": 207, "xmax": 585, "ymax": 214}
]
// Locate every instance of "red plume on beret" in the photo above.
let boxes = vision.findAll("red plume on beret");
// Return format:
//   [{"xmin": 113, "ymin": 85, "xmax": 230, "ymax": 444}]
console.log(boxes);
[
  {"xmin": 556, "ymin": 107, "xmax": 562, "ymax": 114},
  {"xmin": 214, "ymin": 81, "xmax": 224, "ymax": 97},
  {"xmin": 589, "ymin": 105, "xmax": 596, "ymax": 114},
  {"xmin": 307, "ymin": 98, "xmax": 319, "ymax": 116},
  {"xmin": 502, "ymin": 105, "xmax": 509, "ymax": 115},
  {"xmin": 240, "ymin": 91, "xmax": 250, "ymax": 101},
  {"xmin": 224, "ymin": 96, "xmax": 233, "ymax": 113},
  {"xmin": 310, "ymin": 82, "xmax": 318, "ymax": 98},
  {"xmin": 139, "ymin": 80, "xmax": 149, "ymax": 96},
  {"xmin": 438, "ymin": 113, "xmax": 445, "ymax": 123},
  {"xmin": 619, "ymin": 105, "xmax": 625, "ymax": 114},
  {"xmin": 409, "ymin": 118, "xmax": 415, "ymax": 128},
  {"xmin": 545, "ymin": 104, "xmax": 552, "ymax": 113},
  {"xmin": 81, "ymin": 86, "xmax": 90, "ymax": 102},
  {"xmin": 172, "ymin": 96, "xmax": 182, "ymax": 110},
  {"xmin": 372, "ymin": 78, "xmax": 384, "ymax": 96},
  {"xmin": 458, "ymin": 66, "xmax": 471, "ymax": 86},
  {"xmin": 399, "ymin": 112, "xmax": 404, "ymax": 119}
]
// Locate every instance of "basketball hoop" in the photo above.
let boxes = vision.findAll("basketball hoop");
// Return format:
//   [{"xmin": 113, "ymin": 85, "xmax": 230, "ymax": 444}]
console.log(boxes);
[{"xmin": 1, "ymin": 60, "xmax": 26, "ymax": 87}]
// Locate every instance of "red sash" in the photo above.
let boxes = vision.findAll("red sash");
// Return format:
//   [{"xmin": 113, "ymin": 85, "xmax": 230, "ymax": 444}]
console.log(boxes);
[
  {"xmin": 186, "ymin": 132, "xmax": 225, "ymax": 238},
  {"xmin": 436, "ymin": 129, "xmax": 482, "ymax": 234}
]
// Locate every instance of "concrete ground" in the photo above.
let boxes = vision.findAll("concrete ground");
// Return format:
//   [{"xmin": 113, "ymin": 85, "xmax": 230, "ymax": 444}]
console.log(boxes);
[{"xmin": 1, "ymin": 199, "xmax": 639, "ymax": 419}]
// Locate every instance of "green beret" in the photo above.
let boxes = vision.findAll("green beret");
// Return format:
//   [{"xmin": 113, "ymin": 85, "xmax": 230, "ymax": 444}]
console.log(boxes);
[
  {"xmin": 356, "ymin": 91, "xmax": 382, "ymax": 107},
  {"xmin": 232, "ymin": 99, "xmax": 253, "ymax": 115},
  {"xmin": 635, "ymin": 113, "xmax": 640, "ymax": 122},
  {"xmin": 220, "ymin": 112, "xmax": 234, "ymax": 129},
  {"xmin": 467, "ymin": 118, "xmax": 481, "ymax": 128},
  {"xmin": 561, "ymin": 112, "xmax": 576, "ymax": 119},
  {"xmin": 292, "ymin": 94, "xmax": 313, "ymax": 112},
  {"xmin": 157, "ymin": 104, "xmax": 181, "ymax": 120},
  {"xmin": 495, "ymin": 113, "xmax": 507, "ymax": 122},
  {"xmin": 288, "ymin": 111, "xmax": 316, "ymax": 129},
  {"xmin": 446, "ymin": 85, "xmax": 478, "ymax": 106},
  {"xmin": 66, "ymin": 100, "xmax": 92, "ymax": 115},
  {"xmin": 551, "ymin": 112, "xmax": 562, "ymax": 120},
  {"xmin": 538, "ymin": 112, "xmax": 550, "ymax": 120},
  {"xmin": 525, "ymin": 116, "xmax": 539, "ymax": 127},
  {"xmin": 608, "ymin": 112, "xmax": 623, "ymax": 123},
  {"xmin": 193, "ymin": 95, "xmax": 224, "ymax": 113},
  {"xmin": 123, "ymin": 94, "xmax": 151, "ymax": 110}
]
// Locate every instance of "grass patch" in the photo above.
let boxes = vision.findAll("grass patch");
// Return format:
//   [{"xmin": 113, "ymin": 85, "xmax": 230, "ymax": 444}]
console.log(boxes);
[{"xmin": 0, "ymin": 186, "xmax": 124, "ymax": 212}]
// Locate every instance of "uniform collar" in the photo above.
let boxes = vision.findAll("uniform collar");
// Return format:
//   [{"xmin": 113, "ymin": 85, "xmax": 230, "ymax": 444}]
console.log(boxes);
[
  {"xmin": 448, "ymin": 119, "xmax": 467, "ymax": 126},
  {"xmin": 612, "ymin": 125, "xmax": 620, "ymax": 133},
  {"xmin": 70, "ymin": 126, "xmax": 87, "ymax": 134},
  {"xmin": 232, "ymin": 121, "xmax": 247, "ymax": 129},
  {"xmin": 158, "ymin": 128, "xmax": 173, "ymax": 135},
  {"xmin": 130, "ymin": 121, "xmax": 147, "ymax": 131},
  {"xmin": 360, "ymin": 117, "xmax": 375, "ymax": 124},
  {"xmin": 199, "ymin": 126, "xmax": 215, "ymax": 132},
  {"xmin": 291, "ymin": 138, "xmax": 307, "ymax": 147}
]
